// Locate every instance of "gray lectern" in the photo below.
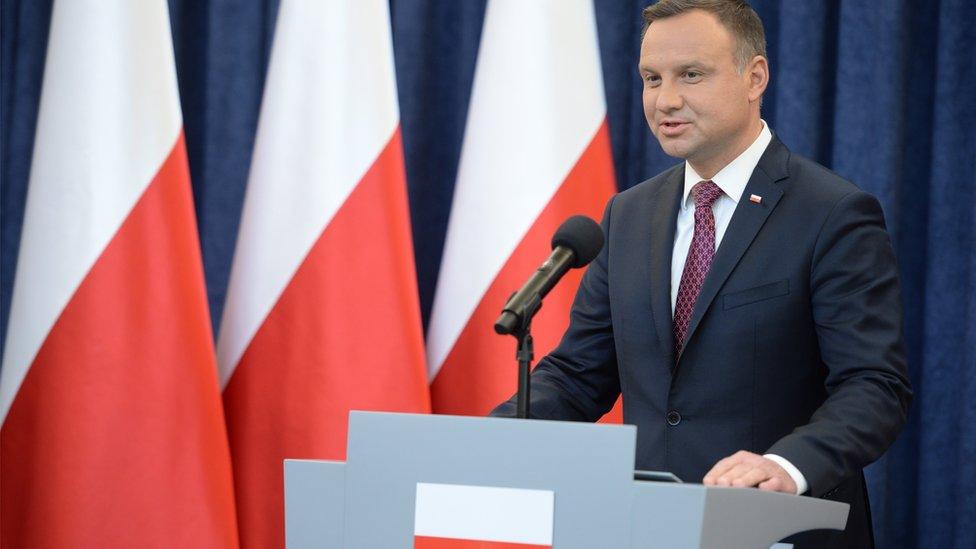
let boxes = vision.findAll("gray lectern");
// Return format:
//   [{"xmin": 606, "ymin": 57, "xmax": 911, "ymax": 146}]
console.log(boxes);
[{"xmin": 284, "ymin": 411, "xmax": 848, "ymax": 548}]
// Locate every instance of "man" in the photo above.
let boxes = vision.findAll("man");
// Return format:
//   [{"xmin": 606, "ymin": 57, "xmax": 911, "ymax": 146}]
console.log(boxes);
[{"xmin": 491, "ymin": 1, "xmax": 912, "ymax": 547}]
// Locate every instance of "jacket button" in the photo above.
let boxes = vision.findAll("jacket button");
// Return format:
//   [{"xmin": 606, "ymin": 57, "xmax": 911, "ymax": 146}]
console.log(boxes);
[{"xmin": 666, "ymin": 411, "xmax": 681, "ymax": 426}]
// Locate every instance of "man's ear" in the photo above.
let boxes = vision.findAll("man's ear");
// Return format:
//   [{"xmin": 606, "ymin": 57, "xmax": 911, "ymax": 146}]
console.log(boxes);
[{"xmin": 746, "ymin": 55, "xmax": 769, "ymax": 103}]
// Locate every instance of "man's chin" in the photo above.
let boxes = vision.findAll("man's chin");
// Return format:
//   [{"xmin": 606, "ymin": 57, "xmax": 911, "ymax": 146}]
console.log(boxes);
[{"xmin": 657, "ymin": 140, "xmax": 693, "ymax": 160}]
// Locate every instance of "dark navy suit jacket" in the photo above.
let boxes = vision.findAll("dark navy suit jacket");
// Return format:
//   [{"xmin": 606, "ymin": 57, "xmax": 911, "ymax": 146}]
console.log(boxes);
[{"xmin": 492, "ymin": 136, "xmax": 912, "ymax": 548}]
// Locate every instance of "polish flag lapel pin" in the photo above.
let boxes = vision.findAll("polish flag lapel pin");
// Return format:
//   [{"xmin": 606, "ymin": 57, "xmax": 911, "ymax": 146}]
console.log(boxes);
[{"xmin": 749, "ymin": 194, "xmax": 762, "ymax": 204}]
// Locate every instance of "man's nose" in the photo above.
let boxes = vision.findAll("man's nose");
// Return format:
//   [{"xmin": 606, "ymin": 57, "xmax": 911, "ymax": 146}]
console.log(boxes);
[{"xmin": 655, "ymin": 80, "xmax": 683, "ymax": 112}]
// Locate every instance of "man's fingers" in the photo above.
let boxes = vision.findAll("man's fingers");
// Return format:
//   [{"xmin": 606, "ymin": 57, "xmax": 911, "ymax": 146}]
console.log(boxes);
[
  {"xmin": 758, "ymin": 476, "xmax": 783, "ymax": 492},
  {"xmin": 716, "ymin": 462, "xmax": 756, "ymax": 486},
  {"xmin": 703, "ymin": 456, "xmax": 740, "ymax": 484},
  {"xmin": 731, "ymin": 467, "xmax": 771, "ymax": 488},
  {"xmin": 703, "ymin": 451, "xmax": 756, "ymax": 484},
  {"xmin": 706, "ymin": 455, "xmax": 737, "ymax": 476}
]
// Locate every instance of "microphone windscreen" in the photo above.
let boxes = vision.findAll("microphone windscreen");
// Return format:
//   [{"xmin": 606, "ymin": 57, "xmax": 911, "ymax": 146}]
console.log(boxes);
[{"xmin": 551, "ymin": 215, "xmax": 604, "ymax": 268}]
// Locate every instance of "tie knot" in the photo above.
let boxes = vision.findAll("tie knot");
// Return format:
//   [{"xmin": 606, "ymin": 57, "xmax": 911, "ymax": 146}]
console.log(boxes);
[{"xmin": 693, "ymin": 180, "xmax": 723, "ymax": 208}]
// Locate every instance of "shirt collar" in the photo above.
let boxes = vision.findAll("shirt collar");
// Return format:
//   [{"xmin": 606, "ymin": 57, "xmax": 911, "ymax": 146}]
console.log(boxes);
[{"xmin": 681, "ymin": 120, "xmax": 773, "ymax": 210}]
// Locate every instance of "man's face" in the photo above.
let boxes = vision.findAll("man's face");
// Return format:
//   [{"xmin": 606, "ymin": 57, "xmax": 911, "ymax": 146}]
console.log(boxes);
[{"xmin": 639, "ymin": 10, "xmax": 762, "ymax": 175}]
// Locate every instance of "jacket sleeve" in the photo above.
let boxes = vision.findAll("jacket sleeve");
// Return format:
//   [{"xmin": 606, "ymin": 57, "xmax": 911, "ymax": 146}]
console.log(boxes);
[
  {"xmin": 490, "ymin": 197, "xmax": 621, "ymax": 421},
  {"xmin": 766, "ymin": 190, "xmax": 913, "ymax": 496}
]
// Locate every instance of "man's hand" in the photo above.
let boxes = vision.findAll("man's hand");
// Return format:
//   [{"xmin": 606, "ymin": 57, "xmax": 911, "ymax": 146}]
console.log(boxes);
[{"xmin": 702, "ymin": 450, "xmax": 797, "ymax": 493}]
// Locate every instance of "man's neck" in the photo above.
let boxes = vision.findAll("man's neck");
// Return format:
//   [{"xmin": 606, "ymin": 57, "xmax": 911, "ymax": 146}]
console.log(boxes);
[{"xmin": 688, "ymin": 118, "xmax": 765, "ymax": 180}]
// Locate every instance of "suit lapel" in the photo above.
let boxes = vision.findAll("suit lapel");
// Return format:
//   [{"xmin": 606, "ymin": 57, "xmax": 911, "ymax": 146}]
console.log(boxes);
[
  {"xmin": 679, "ymin": 137, "xmax": 790, "ymax": 361},
  {"xmin": 646, "ymin": 166, "xmax": 684, "ymax": 364}
]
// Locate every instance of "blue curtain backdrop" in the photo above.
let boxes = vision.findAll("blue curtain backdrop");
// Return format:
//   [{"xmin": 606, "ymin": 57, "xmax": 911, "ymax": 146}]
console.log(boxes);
[{"xmin": 2, "ymin": 1, "xmax": 974, "ymax": 547}]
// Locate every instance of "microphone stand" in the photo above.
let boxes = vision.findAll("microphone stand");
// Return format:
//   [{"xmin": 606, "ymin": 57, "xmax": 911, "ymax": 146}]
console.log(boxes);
[{"xmin": 510, "ymin": 294, "xmax": 542, "ymax": 419}]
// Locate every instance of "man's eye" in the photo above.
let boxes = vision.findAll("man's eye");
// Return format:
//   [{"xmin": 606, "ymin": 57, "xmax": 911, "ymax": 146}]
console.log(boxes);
[
  {"xmin": 684, "ymin": 71, "xmax": 702, "ymax": 80},
  {"xmin": 643, "ymin": 74, "xmax": 661, "ymax": 86}
]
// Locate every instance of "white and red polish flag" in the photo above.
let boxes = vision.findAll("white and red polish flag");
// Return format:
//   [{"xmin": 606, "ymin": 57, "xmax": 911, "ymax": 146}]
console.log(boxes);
[
  {"xmin": 215, "ymin": 0, "xmax": 431, "ymax": 546},
  {"xmin": 0, "ymin": 1, "xmax": 239, "ymax": 547},
  {"xmin": 414, "ymin": 483, "xmax": 555, "ymax": 549},
  {"xmin": 427, "ymin": 0, "xmax": 621, "ymax": 419}
]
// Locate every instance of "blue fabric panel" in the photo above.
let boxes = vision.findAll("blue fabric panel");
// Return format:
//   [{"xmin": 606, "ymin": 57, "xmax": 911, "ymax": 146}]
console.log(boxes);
[
  {"xmin": 772, "ymin": 0, "xmax": 837, "ymax": 161},
  {"xmin": 169, "ymin": 0, "xmax": 280, "ymax": 332},
  {"xmin": 917, "ymin": 1, "xmax": 976, "ymax": 547},
  {"xmin": 390, "ymin": 0, "xmax": 487, "ymax": 327},
  {"xmin": 0, "ymin": 0, "xmax": 52, "ymax": 357}
]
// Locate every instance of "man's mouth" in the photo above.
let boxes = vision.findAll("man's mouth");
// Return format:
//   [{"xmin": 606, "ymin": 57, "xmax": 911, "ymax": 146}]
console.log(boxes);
[{"xmin": 659, "ymin": 120, "xmax": 689, "ymax": 136}]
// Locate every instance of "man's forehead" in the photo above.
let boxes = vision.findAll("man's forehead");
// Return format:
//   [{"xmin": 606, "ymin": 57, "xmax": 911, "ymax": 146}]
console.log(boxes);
[
  {"xmin": 639, "ymin": 11, "xmax": 736, "ymax": 60},
  {"xmin": 638, "ymin": 41, "xmax": 722, "ymax": 71},
  {"xmin": 640, "ymin": 41, "xmax": 708, "ymax": 62},
  {"xmin": 639, "ymin": 20, "xmax": 735, "ymax": 68}
]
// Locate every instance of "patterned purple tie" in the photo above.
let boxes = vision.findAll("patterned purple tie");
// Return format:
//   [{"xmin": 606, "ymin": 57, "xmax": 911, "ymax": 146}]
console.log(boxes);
[{"xmin": 673, "ymin": 180, "xmax": 723, "ymax": 357}]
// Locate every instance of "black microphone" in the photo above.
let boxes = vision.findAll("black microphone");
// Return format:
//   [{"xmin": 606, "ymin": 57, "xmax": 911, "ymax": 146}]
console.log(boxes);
[{"xmin": 494, "ymin": 215, "xmax": 605, "ymax": 335}]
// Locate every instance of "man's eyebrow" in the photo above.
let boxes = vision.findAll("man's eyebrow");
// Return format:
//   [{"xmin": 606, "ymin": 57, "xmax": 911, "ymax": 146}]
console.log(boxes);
[
  {"xmin": 674, "ymin": 62, "xmax": 707, "ymax": 72},
  {"xmin": 638, "ymin": 61, "xmax": 709, "ymax": 74}
]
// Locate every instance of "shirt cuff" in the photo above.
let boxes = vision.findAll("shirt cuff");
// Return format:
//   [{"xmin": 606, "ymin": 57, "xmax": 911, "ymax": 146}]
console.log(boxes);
[{"xmin": 763, "ymin": 454, "xmax": 808, "ymax": 495}]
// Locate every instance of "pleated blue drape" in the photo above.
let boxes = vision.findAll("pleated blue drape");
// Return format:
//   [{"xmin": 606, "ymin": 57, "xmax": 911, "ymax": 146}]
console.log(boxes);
[{"xmin": 2, "ymin": 1, "xmax": 973, "ymax": 546}]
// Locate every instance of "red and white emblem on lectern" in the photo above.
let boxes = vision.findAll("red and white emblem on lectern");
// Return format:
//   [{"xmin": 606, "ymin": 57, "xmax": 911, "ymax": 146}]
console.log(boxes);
[{"xmin": 413, "ymin": 483, "xmax": 554, "ymax": 548}]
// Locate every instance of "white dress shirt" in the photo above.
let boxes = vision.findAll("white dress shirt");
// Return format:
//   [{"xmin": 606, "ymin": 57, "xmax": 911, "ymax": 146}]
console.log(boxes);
[{"xmin": 669, "ymin": 121, "xmax": 808, "ymax": 495}]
